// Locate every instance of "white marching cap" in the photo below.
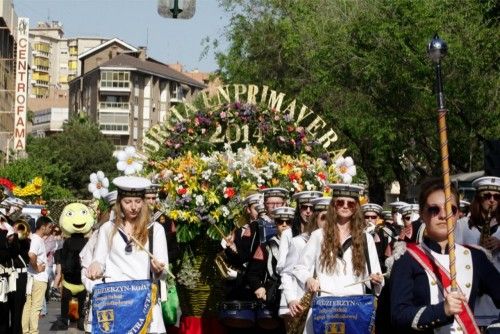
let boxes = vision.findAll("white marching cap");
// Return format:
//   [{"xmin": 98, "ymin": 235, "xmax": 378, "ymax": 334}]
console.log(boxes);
[
  {"xmin": 459, "ymin": 200, "xmax": 470, "ymax": 209},
  {"xmin": 243, "ymin": 193, "xmax": 263, "ymax": 207},
  {"xmin": 255, "ymin": 203, "xmax": 266, "ymax": 215},
  {"xmin": 472, "ymin": 176, "xmax": 500, "ymax": 192},
  {"xmin": 361, "ymin": 203, "xmax": 383, "ymax": 215},
  {"xmin": 103, "ymin": 190, "xmax": 118, "ymax": 205},
  {"xmin": 271, "ymin": 206, "xmax": 295, "ymax": 220},
  {"xmin": 292, "ymin": 191, "xmax": 323, "ymax": 204},
  {"xmin": 389, "ymin": 201, "xmax": 408, "ymax": 211},
  {"xmin": 112, "ymin": 176, "xmax": 152, "ymax": 197},
  {"xmin": 260, "ymin": 187, "xmax": 289, "ymax": 199},
  {"xmin": 399, "ymin": 204, "xmax": 419, "ymax": 216},
  {"xmin": 311, "ymin": 197, "xmax": 332, "ymax": 211},
  {"xmin": 328, "ymin": 183, "xmax": 364, "ymax": 199},
  {"xmin": 3, "ymin": 197, "xmax": 27, "ymax": 208}
]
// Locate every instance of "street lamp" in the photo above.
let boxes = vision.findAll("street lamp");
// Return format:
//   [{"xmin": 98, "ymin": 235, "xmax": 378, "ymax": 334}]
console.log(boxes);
[
  {"xmin": 428, "ymin": 34, "xmax": 458, "ymax": 291},
  {"xmin": 157, "ymin": 0, "xmax": 196, "ymax": 19}
]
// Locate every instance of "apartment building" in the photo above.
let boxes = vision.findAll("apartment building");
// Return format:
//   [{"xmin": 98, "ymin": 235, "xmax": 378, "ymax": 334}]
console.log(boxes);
[
  {"xmin": 0, "ymin": 0, "xmax": 16, "ymax": 164},
  {"xmin": 29, "ymin": 21, "xmax": 107, "ymax": 98},
  {"xmin": 68, "ymin": 38, "xmax": 206, "ymax": 149}
]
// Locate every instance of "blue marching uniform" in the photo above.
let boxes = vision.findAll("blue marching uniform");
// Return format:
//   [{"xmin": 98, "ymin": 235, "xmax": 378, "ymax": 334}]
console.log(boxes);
[{"xmin": 390, "ymin": 237, "xmax": 500, "ymax": 333}]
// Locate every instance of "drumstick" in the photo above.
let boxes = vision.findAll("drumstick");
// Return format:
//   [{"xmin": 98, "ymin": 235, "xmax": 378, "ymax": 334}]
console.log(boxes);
[
  {"xmin": 128, "ymin": 234, "xmax": 176, "ymax": 279},
  {"xmin": 343, "ymin": 272, "xmax": 388, "ymax": 288}
]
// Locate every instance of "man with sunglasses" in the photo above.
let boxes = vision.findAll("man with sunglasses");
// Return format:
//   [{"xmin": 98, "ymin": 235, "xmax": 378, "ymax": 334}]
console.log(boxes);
[
  {"xmin": 398, "ymin": 204, "xmax": 424, "ymax": 243},
  {"xmin": 390, "ymin": 177, "xmax": 500, "ymax": 333},
  {"xmin": 455, "ymin": 176, "xmax": 500, "ymax": 328}
]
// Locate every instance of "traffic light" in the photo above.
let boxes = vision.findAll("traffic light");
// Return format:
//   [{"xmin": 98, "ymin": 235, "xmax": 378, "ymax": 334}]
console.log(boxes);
[{"xmin": 157, "ymin": 0, "xmax": 196, "ymax": 19}]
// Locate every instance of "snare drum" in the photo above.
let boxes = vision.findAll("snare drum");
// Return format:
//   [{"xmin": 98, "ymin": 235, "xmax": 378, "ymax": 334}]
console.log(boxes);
[
  {"xmin": 219, "ymin": 301, "xmax": 256, "ymax": 328},
  {"xmin": 255, "ymin": 303, "xmax": 280, "ymax": 330}
]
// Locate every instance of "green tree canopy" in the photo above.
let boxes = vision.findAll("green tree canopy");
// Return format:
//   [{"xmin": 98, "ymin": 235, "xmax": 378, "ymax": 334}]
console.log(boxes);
[
  {"xmin": 215, "ymin": 0, "xmax": 499, "ymax": 203},
  {"xmin": 0, "ymin": 119, "xmax": 117, "ymax": 199}
]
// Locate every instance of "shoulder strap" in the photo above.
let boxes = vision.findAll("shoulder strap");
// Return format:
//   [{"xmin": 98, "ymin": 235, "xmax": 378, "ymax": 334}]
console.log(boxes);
[
  {"xmin": 148, "ymin": 225, "xmax": 154, "ymax": 281},
  {"xmin": 364, "ymin": 233, "xmax": 372, "ymax": 275}
]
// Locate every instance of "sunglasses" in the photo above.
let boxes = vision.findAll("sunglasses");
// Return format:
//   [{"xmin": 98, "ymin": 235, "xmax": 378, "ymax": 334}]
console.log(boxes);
[
  {"xmin": 276, "ymin": 220, "xmax": 292, "ymax": 226},
  {"xmin": 482, "ymin": 193, "xmax": 500, "ymax": 201},
  {"xmin": 364, "ymin": 215, "xmax": 378, "ymax": 220},
  {"xmin": 334, "ymin": 199, "xmax": 356, "ymax": 210},
  {"xmin": 300, "ymin": 205, "xmax": 314, "ymax": 211},
  {"xmin": 425, "ymin": 205, "xmax": 458, "ymax": 217}
]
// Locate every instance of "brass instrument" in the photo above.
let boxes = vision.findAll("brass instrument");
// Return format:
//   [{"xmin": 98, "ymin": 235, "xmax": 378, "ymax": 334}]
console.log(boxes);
[
  {"xmin": 479, "ymin": 206, "xmax": 493, "ymax": 248},
  {"xmin": 13, "ymin": 217, "xmax": 31, "ymax": 240},
  {"xmin": 288, "ymin": 290, "xmax": 315, "ymax": 334},
  {"xmin": 215, "ymin": 251, "xmax": 241, "ymax": 279}
]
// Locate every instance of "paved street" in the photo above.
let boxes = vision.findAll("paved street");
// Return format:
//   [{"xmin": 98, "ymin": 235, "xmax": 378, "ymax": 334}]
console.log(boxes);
[{"xmin": 38, "ymin": 299, "xmax": 84, "ymax": 334}]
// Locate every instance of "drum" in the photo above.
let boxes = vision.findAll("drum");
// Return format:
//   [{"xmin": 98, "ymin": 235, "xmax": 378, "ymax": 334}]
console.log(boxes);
[
  {"xmin": 255, "ymin": 303, "xmax": 280, "ymax": 330},
  {"xmin": 219, "ymin": 301, "xmax": 256, "ymax": 328}
]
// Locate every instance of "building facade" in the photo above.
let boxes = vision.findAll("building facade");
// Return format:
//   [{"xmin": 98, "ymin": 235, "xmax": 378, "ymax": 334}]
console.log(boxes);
[
  {"xmin": 68, "ymin": 39, "xmax": 206, "ymax": 149},
  {"xmin": 29, "ymin": 21, "xmax": 108, "ymax": 98},
  {"xmin": 0, "ymin": 0, "xmax": 17, "ymax": 165}
]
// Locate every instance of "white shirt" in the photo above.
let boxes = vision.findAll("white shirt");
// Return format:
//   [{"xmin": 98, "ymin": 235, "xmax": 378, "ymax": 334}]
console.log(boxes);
[
  {"xmin": 279, "ymin": 233, "xmax": 309, "ymax": 315},
  {"xmin": 276, "ymin": 228, "xmax": 292, "ymax": 275},
  {"xmin": 293, "ymin": 228, "xmax": 383, "ymax": 334},
  {"xmin": 28, "ymin": 233, "xmax": 48, "ymax": 282},
  {"xmin": 91, "ymin": 220, "xmax": 168, "ymax": 333}
]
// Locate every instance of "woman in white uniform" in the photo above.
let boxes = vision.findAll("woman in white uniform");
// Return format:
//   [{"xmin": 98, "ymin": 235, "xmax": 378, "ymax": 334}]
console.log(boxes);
[
  {"xmin": 455, "ymin": 176, "xmax": 500, "ymax": 328},
  {"xmin": 278, "ymin": 197, "xmax": 330, "ymax": 327},
  {"xmin": 87, "ymin": 176, "xmax": 168, "ymax": 334},
  {"xmin": 293, "ymin": 184, "xmax": 384, "ymax": 334}
]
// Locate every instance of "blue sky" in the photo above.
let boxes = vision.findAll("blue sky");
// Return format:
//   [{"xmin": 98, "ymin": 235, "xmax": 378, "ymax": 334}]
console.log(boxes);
[{"xmin": 13, "ymin": 0, "xmax": 230, "ymax": 72}]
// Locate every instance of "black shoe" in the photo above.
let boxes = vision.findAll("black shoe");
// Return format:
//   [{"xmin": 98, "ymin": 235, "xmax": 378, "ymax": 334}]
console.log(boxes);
[
  {"xmin": 50, "ymin": 319, "xmax": 69, "ymax": 331},
  {"xmin": 77, "ymin": 319, "xmax": 85, "ymax": 331}
]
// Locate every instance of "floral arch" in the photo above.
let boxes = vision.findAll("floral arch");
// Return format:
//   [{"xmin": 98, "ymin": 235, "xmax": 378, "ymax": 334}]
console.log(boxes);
[{"xmin": 143, "ymin": 84, "xmax": 351, "ymax": 243}]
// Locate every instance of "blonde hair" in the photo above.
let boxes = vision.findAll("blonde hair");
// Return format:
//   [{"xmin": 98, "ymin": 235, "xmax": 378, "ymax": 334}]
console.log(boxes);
[
  {"xmin": 319, "ymin": 199, "xmax": 367, "ymax": 276},
  {"xmin": 110, "ymin": 198, "xmax": 151, "ymax": 248}
]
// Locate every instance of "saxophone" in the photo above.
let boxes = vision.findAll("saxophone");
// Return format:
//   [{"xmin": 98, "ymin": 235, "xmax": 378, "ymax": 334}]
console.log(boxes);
[
  {"xmin": 479, "ymin": 206, "xmax": 493, "ymax": 248},
  {"xmin": 288, "ymin": 290, "xmax": 315, "ymax": 334}
]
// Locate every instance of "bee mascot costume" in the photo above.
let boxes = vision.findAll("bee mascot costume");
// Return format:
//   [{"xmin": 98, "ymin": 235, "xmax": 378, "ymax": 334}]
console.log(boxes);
[{"xmin": 55, "ymin": 203, "xmax": 95, "ymax": 330}]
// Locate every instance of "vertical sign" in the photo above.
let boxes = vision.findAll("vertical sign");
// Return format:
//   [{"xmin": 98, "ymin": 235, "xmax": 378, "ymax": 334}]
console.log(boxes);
[{"xmin": 14, "ymin": 17, "xmax": 29, "ymax": 151}]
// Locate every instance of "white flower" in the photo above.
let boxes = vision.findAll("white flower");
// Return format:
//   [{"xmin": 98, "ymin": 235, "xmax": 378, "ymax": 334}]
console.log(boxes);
[
  {"xmin": 201, "ymin": 170, "xmax": 212, "ymax": 180},
  {"xmin": 88, "ymin": 171, "xmax": 109, "ymax": 199},
  {"xmin": 195, "ymin": 195, "xmax": 204, "ymax": 207},
  {"xmin": 116, "ymin": 146, "xmax": 143, "ymax": 175},
  {"xmin": 335, "ymin": 156, "xmax": 356, "ymax": 184},
  {"xmin": 224, "ymin": 174, "xmax": 233, "ymax": 183},
  {"xmin": 221, "ymin": 206, "xmax": 230, "ymax": 217}
]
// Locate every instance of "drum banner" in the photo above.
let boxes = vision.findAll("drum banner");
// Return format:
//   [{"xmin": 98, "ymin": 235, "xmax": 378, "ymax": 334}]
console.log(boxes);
[
  {"xmin": 92, "ymin": 280, "xmax": 155, "ymax": 334},
  {"xmin": 312, "ymin": 295, "xmax": 376, "ymax": 334}
]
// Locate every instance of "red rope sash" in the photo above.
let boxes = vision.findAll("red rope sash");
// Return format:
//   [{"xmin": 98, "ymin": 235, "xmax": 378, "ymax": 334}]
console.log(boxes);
[{"xmin": 406, "ymin": 243, "xmax": 480, "ymax": 334}]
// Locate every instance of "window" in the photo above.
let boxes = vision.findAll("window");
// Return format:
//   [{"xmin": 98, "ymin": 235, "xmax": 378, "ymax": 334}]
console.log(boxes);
[
  {"xmin": 100, "ymin": 71, "xmax": 130, "ymax": 89},
  {"xmin": 69, "ymin": 46, "xmax": 78, "ymax": 56},
  {"xmin": 68, "ymin": 60, "xmax": 77, "ymax": 70}
]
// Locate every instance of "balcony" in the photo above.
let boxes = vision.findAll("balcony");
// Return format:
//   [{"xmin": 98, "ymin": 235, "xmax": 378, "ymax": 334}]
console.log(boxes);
[
  {"xmin": 99, "ymin": 123, "xmax": 129, "ymax": 135},
  {"xmin": 32, "ymin": 65, "xmax": 49, "ymax": 73},
  {"xmin": 32, "ymin": 50, "xmax": 49, "ymax": 58},
  {"xmin": 99, "ymin": 82, "xmax": 131, "ymax": 93},
  {"xmin": 98, "ymin": 102, "xmax": 130, "ymax": 111}
]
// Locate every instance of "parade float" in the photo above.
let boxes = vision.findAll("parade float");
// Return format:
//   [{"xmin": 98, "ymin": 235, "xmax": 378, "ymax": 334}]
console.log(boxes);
[{"xmin": 139, "ymin": 84, "xmax": 358, "ymax": 331}]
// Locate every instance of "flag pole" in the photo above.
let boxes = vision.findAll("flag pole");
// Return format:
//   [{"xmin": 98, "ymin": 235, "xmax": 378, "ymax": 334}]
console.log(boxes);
[{"xmin": 427, "ymin": 34, "xmax": 457, "ymax": 291}]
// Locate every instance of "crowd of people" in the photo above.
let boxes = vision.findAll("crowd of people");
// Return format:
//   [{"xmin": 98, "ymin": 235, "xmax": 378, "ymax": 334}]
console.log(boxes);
[{"xmin": 0, "ymin": 174, "xmax": 499, "ymax": 333}]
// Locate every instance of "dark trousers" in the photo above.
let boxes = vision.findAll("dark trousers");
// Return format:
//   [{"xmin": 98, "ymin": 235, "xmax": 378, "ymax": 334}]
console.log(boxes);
[
  {"xmin": 60, "ymin": 286, "xmax": 87, "ymax": 322},
  {"xmin": 7, "ymin": 272, "xmax": 27, "ymax": 334}
]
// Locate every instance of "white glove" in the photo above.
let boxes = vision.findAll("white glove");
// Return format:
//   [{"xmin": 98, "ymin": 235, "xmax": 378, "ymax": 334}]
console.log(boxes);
[
  {"xmin": 226, "ymin": 267, "xmax": 238, "ymax": 280},
  {"xmin": 220, "ymin": 238, "xmax": 228, "ymax": 249}
]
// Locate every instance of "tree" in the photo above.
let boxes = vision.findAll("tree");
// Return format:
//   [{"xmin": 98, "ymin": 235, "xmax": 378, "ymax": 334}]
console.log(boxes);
[
  {"xmin": 215, "ymin": 0, "xmax": 499, "ymax": 203},
  {"xmin": 0, "ymin": 119, "xmax": 117, "ymax": 199}
]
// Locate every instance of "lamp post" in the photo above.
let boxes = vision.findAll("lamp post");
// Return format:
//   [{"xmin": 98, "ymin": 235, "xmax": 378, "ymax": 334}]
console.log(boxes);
[
  {"xmin": 427, "ymin": 34, "xmax": 457, "ymax": 290},
  {"xmin": 170, "ymin": 0, "xmax": 183, "ymax": 18}
]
